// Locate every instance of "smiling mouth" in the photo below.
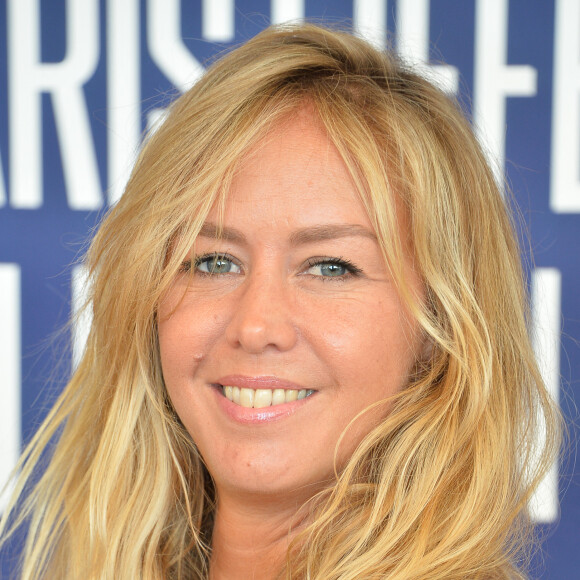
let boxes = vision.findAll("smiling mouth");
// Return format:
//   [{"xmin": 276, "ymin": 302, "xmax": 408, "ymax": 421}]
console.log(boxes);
[{"xmin": 222, "ymin": 386, "xmax": 315, "ymax": 408}]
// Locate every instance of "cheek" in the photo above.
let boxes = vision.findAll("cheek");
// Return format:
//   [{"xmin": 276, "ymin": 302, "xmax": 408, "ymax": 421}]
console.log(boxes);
[
  {"xmin": 157, "ymin": 312, "xmax": 209, "ymax": 434},
  {"xmin": 158, "ymin": 312, "xmax": 202, "ymax": 392},
  {"xmin": 157, "ymin": 322, "xmax": 187, "ymax": 392},
  {"xmin": 307, "ymin": 295, "xmax": 417, "ymax": 379},
  {"xmin": 158, "ymin": 292, "xmax": 225, "ymax": 372}
]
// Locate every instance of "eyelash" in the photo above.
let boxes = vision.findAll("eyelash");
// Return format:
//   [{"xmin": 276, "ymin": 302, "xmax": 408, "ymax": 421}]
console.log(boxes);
[
  {"xmin": 180, "ymin": 253, "xmax": 240, "ymax": 275},
  {"xmin": 179, "ymin": 253, "xmax": 363, "ymax": 280},
  {"xmin": 304, "ymin": 256, "xmax": 363, "ymax": 280}
]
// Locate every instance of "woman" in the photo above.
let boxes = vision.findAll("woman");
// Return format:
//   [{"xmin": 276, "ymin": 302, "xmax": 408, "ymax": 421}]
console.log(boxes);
[{"xmin": 0, "ymin": 23, "xmax": 560, "ymax": 579}]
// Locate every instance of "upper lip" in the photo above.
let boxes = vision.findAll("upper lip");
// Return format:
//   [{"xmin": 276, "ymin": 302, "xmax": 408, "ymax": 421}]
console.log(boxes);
[{"xmin": 215, "ymin": 375, "xmax": 310, "ymax": 391}]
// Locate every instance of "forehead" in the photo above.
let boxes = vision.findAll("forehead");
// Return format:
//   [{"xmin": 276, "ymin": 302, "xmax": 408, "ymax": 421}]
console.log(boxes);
[{"xmin": 212, "ymin": 108, "xmax": 374, "ymax": 230}]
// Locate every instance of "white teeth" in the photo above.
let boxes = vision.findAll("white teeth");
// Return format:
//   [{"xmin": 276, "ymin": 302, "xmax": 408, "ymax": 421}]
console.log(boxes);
[
  {"xmin": 222, "ymin": 386, "xmax": 314, "ymax": 408},
  {"xmin": 272, "ymin": 389, "xmax": 286, "ymax": 405},
  {"xmin": 239, "ymin": 388, "xmax": 254, "ymax": 408},
  {"xmin": 254, "ymin": 389, "xmax": 273, "ymax": 408}
]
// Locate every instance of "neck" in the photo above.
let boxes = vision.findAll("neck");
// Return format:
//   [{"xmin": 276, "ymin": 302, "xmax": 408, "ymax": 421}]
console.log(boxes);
[{"xmin": 209, "ymin": 490, "xmax": 311, "ymax": 580}]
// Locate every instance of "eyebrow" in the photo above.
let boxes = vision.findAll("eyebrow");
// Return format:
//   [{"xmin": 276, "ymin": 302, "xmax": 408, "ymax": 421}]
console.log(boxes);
[
  {"xmin": 198, "ymin": 222, "xmax": 246, "ymax": 244},
  {"xmin": 198, "ymin": 222, "xmax": 377, "ymax": 246},
  {"xmin": 289, "ymin": 224, "xmax": 377, "ymax": 245}
]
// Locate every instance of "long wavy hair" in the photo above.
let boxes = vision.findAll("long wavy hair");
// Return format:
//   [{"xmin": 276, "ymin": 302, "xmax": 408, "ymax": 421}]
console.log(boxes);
[{"xmin": 0, "ymin": 23, "xmax": 560, "ymax": 579}]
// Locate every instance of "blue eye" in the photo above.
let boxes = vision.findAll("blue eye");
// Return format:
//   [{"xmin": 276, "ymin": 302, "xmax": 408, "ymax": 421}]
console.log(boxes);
[
  {"xmin": 305, "ymin": 258, "xmax": 361, "ymax": 279},
  {"xmin": 194, "ymin": 254, "xmax": 241, "ymax": 275},
  {"xmin": 309, "ymin": 262, "xmax": 347, "ymax": 277}
]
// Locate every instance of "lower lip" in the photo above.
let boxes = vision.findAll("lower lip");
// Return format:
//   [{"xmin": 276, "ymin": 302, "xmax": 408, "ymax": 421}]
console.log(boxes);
[{"xmin": 212, "ymin": 385, "xmax": 316, "ymax": 424}]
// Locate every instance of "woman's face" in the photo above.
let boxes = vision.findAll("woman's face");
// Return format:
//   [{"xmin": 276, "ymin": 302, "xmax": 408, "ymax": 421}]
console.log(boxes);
[{"xmin": 158, "ymin": 109, "xmax": 425, "ymax": 501}]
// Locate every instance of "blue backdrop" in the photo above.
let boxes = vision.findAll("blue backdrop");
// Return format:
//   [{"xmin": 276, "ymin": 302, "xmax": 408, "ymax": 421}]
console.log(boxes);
[{"xmin": 0, "ymin": 1, "xmax": 578, "ymax": 577}]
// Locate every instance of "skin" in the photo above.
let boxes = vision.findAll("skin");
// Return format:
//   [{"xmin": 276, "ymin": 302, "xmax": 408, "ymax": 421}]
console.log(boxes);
[{"xmin": 158, "ymin": 108, "xmax": 425, "ymax": 579}]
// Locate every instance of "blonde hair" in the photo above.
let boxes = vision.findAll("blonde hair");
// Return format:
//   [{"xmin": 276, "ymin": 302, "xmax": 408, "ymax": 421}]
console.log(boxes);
[{"xmin": 0, "ymin": 23, "xmax": 560, "ymax": 579}]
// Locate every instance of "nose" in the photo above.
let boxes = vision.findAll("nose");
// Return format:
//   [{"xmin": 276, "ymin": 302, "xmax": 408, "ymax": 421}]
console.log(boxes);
[{"xmin": 224, "ymin": 274, "xmax": 298, "ymax": 354}]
